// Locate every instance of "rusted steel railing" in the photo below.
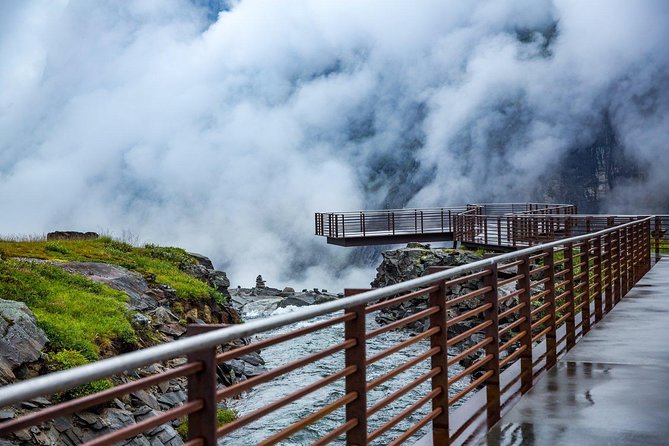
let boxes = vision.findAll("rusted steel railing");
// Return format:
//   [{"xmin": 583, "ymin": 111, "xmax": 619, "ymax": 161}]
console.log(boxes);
[{"xmin": 0, "ymin": 217, "xmax": 656, "ymax": 445}]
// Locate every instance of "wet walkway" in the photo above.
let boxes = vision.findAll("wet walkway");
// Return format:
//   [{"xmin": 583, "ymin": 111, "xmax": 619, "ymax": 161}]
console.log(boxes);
[{"xmin": 477, "ymin": 257, "xmax": 669, "ymax": 446}]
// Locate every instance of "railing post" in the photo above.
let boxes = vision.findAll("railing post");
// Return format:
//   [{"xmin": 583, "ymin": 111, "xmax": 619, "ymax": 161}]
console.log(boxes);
[
  {"xmin": 341, "ymin": 214, "xmax": 346, "ymax": 238},
  {"xmin": 582, "ymin": 239, "xmax": 591, "ymax": 334},
  {"xmin": 427, "ymin": 267, "xmax": 450, "ymax": 445},
  {"xmin": 544, "ymin": 248, "xmax": 557, "ymax": 369},
  {"xmin": 605, "ymin": 231, "xmax": 615, "ymax": 313},
  {"xmin": 343, "ymin": 289, "xmax": 368, "ymax": 446},
  {"xmin": 518, "ymin": 255, "xmax": 533, "ymax": 393},
  {"xmin": 593, "ymin": 236, "xmax": 603, "ymax": 323},
  {"xmin": 564, "ymin": 244, "xmax": 576, "ymax": 349},
  {"xmin": 186, "ymin": 325, "xmax": 220, "ymax": 446},
  {"xmin": 655, "ymin": 216, "xmax": 661, "ymax": 262},
  {"xmin": 618, "ymin": 228, "xmax": 627, "ymax": 301},
  {"xmin": 483, "ymin": 264, "xmax": 501, "ymax": 428}
]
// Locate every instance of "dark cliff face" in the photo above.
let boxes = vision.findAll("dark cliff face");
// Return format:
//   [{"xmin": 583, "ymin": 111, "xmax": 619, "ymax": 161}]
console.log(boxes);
[{"xmin": 542, "ymin": 113, "xmax": 641, "ymax": 213}]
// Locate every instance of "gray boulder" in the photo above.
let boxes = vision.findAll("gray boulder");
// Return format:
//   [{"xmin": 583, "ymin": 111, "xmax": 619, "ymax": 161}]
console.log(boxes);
[
  {"xmin": 0, "ymin": 299, "xmax": 49, "ymax": 384},
  {"xmin": 53, "ymin": 262, "xmax": 158, "ymax": 311}
]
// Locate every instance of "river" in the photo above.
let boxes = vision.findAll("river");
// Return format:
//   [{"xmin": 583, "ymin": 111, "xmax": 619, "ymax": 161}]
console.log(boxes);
[{"xmin": 219, "ymin": 302, "xmax": 469, "ymax": 445}]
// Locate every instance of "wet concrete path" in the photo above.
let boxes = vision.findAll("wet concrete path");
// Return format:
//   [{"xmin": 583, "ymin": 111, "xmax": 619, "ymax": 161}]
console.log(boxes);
[{"xmin": 477, "ymin": 258, "xmax": 669, "ymax": 446}]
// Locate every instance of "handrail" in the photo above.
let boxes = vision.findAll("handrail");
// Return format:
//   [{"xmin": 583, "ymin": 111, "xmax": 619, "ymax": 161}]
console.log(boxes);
[{"xmin": 0, "ymin": 214, "xmax": 658, "ymax": 446}]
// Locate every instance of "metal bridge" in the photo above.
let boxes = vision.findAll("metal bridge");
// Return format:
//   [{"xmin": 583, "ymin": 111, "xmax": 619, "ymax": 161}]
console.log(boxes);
[{"xmin": 1, "ymin": 204, "xmax": 668, "ymax": 446}]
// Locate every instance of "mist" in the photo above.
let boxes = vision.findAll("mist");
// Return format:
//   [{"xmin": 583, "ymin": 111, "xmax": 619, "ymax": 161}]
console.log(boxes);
[{"xmin": 1, "ymin": 0, "xmax": 667, "ymax": 290}]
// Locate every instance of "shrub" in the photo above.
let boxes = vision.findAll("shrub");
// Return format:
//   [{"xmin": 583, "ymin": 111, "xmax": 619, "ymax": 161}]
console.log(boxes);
[
  {"xmin": 45, "ymin": 242, "xmax": 70, "ymax": 255},
  {"xmin": 49, "ymin": 349, "xmax": 114, "ymax": 400},
  {"xmin": 176, "ymin": 408, "xmax": 238, "ymax": 438}
]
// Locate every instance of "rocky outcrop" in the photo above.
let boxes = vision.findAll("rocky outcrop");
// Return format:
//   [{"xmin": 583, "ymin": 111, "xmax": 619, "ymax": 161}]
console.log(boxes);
[
  {"xmin": 371, "ymin": 243, "xmax": 483, "ymax": 288},
  {"xmin": 0, "ymin": 300, "xmax": 49, "ymax": 385},
  {"xmin": 57, "ymin": 262, "xmax": 156, "ymax": 311},
  {"xmin": 46, "ymin": 231, "xmax": 98, "ymax": 241},
  {"xmin": 230, "ymin": 280, "xmax": 341, "ymax": 319},
  {"xmin": 53, "ymin": 259, "xmax": 242, "ymax": 339},
  {"xmin": 0, "ymin": 253, "xmax": 249, "ymax": 445}
]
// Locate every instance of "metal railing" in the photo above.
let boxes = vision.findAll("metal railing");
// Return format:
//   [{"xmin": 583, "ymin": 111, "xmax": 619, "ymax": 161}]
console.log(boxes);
[
  {"xmin": 315, "ymin": 207, "xmax": 468, "ymax": 239},
  {"xmin": 315, "ymin": 203, "xmax": 575, "ymax": 242},
  {"xmin": 0, "ymin": 217, "xmax": 656, "ymax": 446}
]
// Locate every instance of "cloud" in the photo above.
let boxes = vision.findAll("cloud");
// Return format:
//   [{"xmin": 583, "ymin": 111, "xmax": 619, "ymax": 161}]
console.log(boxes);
[{"xmin": 1, "ymin": 0, "xmax": 667, "ymax": 289}]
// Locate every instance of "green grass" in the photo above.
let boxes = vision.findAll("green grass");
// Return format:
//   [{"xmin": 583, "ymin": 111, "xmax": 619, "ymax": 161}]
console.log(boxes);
[
  {"xmin": 176, "ymin": 408, "xmax": 238, "ymax": 438},
  {"xmin": 0, "ymin": 237, "xmax": 224, "ymax": 302},
  {"xmin": 0, "ymin": 259, "xmax": 136, "ymax": 359},
  {"xmin": 48, "ymin": 350, "xmax": 113, "ymax": 399}
]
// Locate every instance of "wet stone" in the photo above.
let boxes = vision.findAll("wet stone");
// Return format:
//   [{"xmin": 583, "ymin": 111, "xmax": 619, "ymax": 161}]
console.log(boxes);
[
  {"xmin": 0, "ymin": 408, "xmax": 15, "ymax": 420},
  {"xmin": 131, "ymin": 389, "xmax": 159, "ymax": 410},
  {"xmin": 157, "ymin": 390, "xmax": 186, "ymax": 408}
]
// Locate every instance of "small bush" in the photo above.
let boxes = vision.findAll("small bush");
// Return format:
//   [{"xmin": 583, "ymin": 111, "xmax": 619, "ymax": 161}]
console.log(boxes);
[
  {"xmin": 45, "ymin": 242, "xmax": 70, "ymax": 255},
  {"xmin": 176, "ymin": 408, "xmax": 238, "ymax": 438},
  {"xmin": 49, "ymin": 349, "xmax": 114, "ymax": 400}
]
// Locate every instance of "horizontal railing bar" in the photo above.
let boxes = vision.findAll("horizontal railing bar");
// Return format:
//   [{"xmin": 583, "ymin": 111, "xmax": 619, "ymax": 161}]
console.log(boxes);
[
  {"xmin": 366, "ymin": 347, "xmax": 440, "ymax": 392},
  {"xmin": 499, "ymin": 302, "xmax": 525, "ymax": 320},
  {"xmin": 365, "ymin": 286, "xmax": 437, "ymax": 314},
  {"xmin": 499, "ymin": 344, "xmax": 528, "ymax": 368},
  {"xmin": 83, "ymin": 400, "xmax": 203, "ymax": 446},
  {"xmin": 556, "ymin": 312, "xmax": 571, "ymax": 327},
  {"xmin": 367, "ymin": 367, "xmax": 440, "ymax": 417},
  {"xmin": 216, "ymin": 313, "xmax": 354, "ymax": 364},
  {"xmin": 531, "ymin": 325, "xmax": 552, "ymax": 343},
  {"xmin": 446, "ymin": 303, "xmax": 493, "ymax": 328},
  {"xmin": 531, "ymin": 301, "xmax": 551, "ymax": 317},
  {"xmin": 447, "ymin": 286, "xmax": 494, "ymax": 311},
  {"xmin": 367, "ymin": 388, "xmax": 441, "ymax": 442},
  {"xmin": 0, "ymin": 362, "xmax": 202, "ymax": 436},
  {"xmin": 310, "ymin": 419, "xmax": 358, "ymax": 446},
  {"xmin": 499, "ymin": 331, "xmax": 527, "ymax": 353},
  {"xmin": 447, "ymin": 321, "xmax": 493, "ymax": 347},
  {"xmin": 387, "ymin": 408, "xmax": 442, "ymax": 446},
  {"xmin": 498, "ymin": 287, "xmax": 524, "ymax": 305},
  {"xmin": 497, "ymin": 259, "xmax": 524, "ymax": 271},
  {"xmin": 447, "ymin": 337, "xmax": 494, "ymax": 367},
  {"xmin": 498, "ymin": 274, "xmax": 524, "ymax": 287},
  {"xmin": 530, "ymin": 288, "xmax": 551, "ymax": 303},
  {"xmin": 448, "ymin": 354, "xmax": 493, "ymax": 387},
  {"xmin": 366, "ymin": 327, "xmax": 440, "ymax": 366},
  {"xmin": 216, "ymin": 366, "xmax": 356, "ymax": 437},
  {"xmin": 216, "ymin": 339, "xmax": 356, "ymax": 401},
  {"xmin": 448, "ymin": 370, "xmax": 494, "ymax": 406},
  {"xmin": 256, "ymin": 392, "xmax": 357, "ymax": 446},
  {"xmin": 444, "ymin": 285, "xmax": 492, "ymax": 309},
  {"xmin": 499, "ymin": 316, "xmax": 527, "ymax": 337},
  {"xmin": 0, "ymin": 217, "xmax": 651, "ymax": 408},
  {"xmin": 366, "ymin": 306, "xmax": 440, "ymax": 340},
  {"xmin": 531, "ymin": 314, "xmax": 552, "ymax": 330},
  {"xmin": 441, "ymin": 269, "xmax": 492, "ymax": 288}
]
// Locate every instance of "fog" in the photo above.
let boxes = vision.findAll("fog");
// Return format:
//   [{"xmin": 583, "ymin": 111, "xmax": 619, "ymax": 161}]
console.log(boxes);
[{"xmin": 1, "ymin": 0, "xmax": 667, "ymax": 290}]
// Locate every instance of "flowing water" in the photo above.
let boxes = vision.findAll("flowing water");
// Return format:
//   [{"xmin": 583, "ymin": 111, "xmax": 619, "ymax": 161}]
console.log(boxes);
[{"xmin": 219, "ymin": 302, "xmax": 470, "ymax": 445}]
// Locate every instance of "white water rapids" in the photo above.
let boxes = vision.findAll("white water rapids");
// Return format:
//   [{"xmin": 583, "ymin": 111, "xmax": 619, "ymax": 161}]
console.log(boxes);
[{"xmin": 219, "ymin": 302, "xmax": 470, "ymax": 445}]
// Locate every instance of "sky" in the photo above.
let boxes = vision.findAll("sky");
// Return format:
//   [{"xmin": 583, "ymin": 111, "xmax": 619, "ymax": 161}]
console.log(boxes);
[{"xmin": 1, "ymin": 0, "xmax": 668, "ymax": 290}]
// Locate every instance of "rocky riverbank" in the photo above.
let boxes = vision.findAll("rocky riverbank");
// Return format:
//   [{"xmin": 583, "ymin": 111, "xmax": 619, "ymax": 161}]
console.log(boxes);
[{"xmin": 0, "ymin": 234, "xmax": 260, "ymax": 446}]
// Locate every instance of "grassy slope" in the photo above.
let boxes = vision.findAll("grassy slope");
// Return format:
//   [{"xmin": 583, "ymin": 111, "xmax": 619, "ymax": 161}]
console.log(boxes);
[{"xmin": 0, "ymin": 237, "xmax": 224, "ymax": 360}]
